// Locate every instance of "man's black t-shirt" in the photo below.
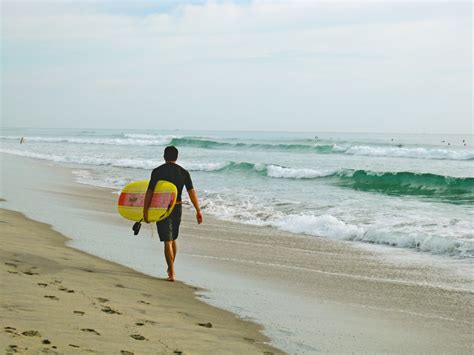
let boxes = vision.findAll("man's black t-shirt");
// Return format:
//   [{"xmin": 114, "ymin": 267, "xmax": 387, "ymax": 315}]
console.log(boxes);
[{"xmin": 147, "ymin": 163, "xmax": 193, "ymax": 202}]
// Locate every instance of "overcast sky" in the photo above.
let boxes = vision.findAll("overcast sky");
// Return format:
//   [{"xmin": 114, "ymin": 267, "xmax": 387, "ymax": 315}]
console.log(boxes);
[{"xmin": 1, "ymin": 0, "xmax": 472, "ymax": 134}]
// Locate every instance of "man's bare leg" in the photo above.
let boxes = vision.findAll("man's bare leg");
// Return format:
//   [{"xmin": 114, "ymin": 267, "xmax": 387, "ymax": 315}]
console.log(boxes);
[
  {"xmin": 164, "ymin": 241, "xmax": 175, "ymax": 281},
  {"xmin": 172, "ymin": 240, "xmax": 177, "ymax": 262}
]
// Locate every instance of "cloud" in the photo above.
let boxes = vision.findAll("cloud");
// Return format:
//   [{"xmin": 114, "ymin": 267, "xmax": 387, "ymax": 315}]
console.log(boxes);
[{"xmin": 1, "ymin": 1, "xmax": 472, "ymax": 133}]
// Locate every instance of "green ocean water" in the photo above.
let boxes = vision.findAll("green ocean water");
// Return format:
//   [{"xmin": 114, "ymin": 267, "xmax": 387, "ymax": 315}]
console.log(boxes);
[{"xmin": 1, "ymin": 128, "xmax": 473, "ymax": 257}]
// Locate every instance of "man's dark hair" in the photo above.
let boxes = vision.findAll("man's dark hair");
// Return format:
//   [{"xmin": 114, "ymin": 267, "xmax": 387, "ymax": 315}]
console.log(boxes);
[{"xmin": 164, "ymin": 146, "xmax": 178, "ymax": 161}]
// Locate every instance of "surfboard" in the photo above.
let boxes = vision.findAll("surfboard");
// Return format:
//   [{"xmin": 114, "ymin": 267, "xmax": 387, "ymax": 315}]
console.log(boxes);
[{"xmin": 117, "ymin": 180, "xmax": 177, "ymax": 222}]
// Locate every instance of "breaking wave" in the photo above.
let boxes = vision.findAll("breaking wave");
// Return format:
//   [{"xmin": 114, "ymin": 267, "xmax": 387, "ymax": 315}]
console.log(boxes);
[
  {"xmin": 201, "ymin": 196, "xmax": 474, "ymax": 258},
  {"xmin": 194, "ymin": 162, "xmax": 474, "ymax": 203},
  {"xmin": 2, "ymin": 134, "xmax": 472, "ymax": 160},
  {"xmin": 2, "ymin": 148, "xmax": 472, "ymax": 204}
]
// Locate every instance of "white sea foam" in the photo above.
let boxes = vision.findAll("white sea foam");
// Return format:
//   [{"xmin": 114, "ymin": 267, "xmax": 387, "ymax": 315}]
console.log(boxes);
[
  {"xmin": 266, "ymin": 165, "xmax": 335, "ymax": 179},
  {"xmin": 182, "ymin": 162, "xmax": 229, "ymax": 171},
  {"xmin": 122, "ymin": 133, "xmax": 173, "ymax": 140},
  {"xmin": 345, "ymin": 145, "xmax": 474, "ymax": 161},
  {"xmin": 0, "ymin": 135, "xmax": 173, "ymax": 146},
  {"xmin": 329, "ymin": 144, "xmax": 347, "ymax": 152},
  {"xmin": 2, "ymin": 134, "xmax": 473, "ymax": 160},
  {"xmin": 354, "ymin": 229, "xmax": 474, "ymax": 258},
  {"xmin": 0, "ymin": 148, "xmax": 160, "ymax": 169},
  {"xmin": 199, "ymin": 192, "xmax": 474, "ymax": 257},
  {"xmin": 72, "ymin": 170, "xmax": 129, "ymax": 191},
  {"xmin": 271, "ymin": 214, "xmax": 364, "ymax": 240},
  {"xmin": 0, "ymin": 149, "xmax": 244, "ymax": 174}
]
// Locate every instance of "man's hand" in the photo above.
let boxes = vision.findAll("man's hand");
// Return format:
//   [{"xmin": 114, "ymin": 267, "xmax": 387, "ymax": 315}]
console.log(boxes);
[
  {"xmin": 196, "ymin": 210, "xmax": 203, "ymax": 224},
  {"xmin": 188, "ymin": 189, "xmax": 203, "ymax": 224}
]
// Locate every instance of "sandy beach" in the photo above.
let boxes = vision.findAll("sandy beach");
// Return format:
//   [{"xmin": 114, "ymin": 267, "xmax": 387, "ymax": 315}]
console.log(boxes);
[
  {"xmin": 1, "ymin": 153, "xmax": 473, "ymax": 353},
  {"xmin": 0, "ymin": 208, "xmax": 281, "ymax": 354}
]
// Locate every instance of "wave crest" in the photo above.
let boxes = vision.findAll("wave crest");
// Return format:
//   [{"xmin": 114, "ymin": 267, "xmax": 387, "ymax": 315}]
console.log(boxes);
[{"xmin": 2, "ymin": 134, "xmax": 472, "ymax": 160}]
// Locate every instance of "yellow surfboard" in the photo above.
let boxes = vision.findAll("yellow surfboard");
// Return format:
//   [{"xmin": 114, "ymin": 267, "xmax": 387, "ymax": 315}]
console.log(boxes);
[{"xmin": 117, "ymin": 180, "xmax": 177, "ymax": 222}]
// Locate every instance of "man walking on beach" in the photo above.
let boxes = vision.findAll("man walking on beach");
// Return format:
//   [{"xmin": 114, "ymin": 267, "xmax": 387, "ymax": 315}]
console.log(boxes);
[{"xmin": 143, "ymin": 146, "xmax": 203, "ymax": 282}]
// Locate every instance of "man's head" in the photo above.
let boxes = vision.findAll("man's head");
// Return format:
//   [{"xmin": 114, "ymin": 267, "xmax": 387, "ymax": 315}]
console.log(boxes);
[{"xmin": 164, "ymin": 146, "xmax": 178, "ymax": 162}]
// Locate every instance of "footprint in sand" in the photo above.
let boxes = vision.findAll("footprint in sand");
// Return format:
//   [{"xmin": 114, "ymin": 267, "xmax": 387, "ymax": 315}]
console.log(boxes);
[
  {"xmin": 101, "ymin": 306, "xmax": 121, "ymax": 315},
  {"xmin": 174, "ymin": 351, "xmax": 183, "ymax": 355},
  {"xmin": 6, "ymin": 345, "xmax": 28, "ymax": 353},
  {"xmin": 4, "ymin": 326, "xmax": 19, "ymax": 335},
  {"xmin": 73, "ymin": 311, "xmax": 85, "ymax": 315},
  {"xmin": 42, "ymin": 339, "xmax": 51, "ymax": 344},
  {"xmin": 4, "ymin": 262, "xmax": 17, "ymax": 268},
  {"xmin": 97, "ymin": 297, "xmax": 109, "ymax": 303},
  {"xmin": 7, "ymin": 270, "xmax": 19, "ymax": 274},
  {"xmin": 135, "ymin": 322, "xmax": 145, "ymax": 326},
  {"xmin": 23, "ymin": 271, "xmax": 39, "ymax": 276},
  {"xmin": 130, "ymin": 334, "xmax": 147, "ymax": 341},
  {"xmin": 115, "ymin": 284, "xmax": 125, "ymax": 288},
  {"xmin": 137, "ymin": 300, "xmax": 151, "ymax": 305},
  {"xmin": 120, "ymin": 351, "xmax": 134, "ymax": 355},
  {"xmin": 38, "ymin": 283, "xmax": 48, "ymax": 287},
  {"xmin": 44, "ymin": 295, "xmax": 59, "ymax": 301},
  {"xmin": 197, "ymin": 322, "xmax": 213, "ymax": 328},
  {"xmin": 81, "ymin": 328, "xmax": 100, "ymax": 335},
  {"xmin": 58, "ymin": 286, "xmax": 75, "ymax": 293},
  {"xmin": 7, "ymin": 344, "xmax": 17, "ymax": 352},
  {"xmin": 22, "ymin": 330, "xmax": 41, "ymax": 337},
  {"xmin": 69, "ymin": 344, "xmax": 80, "ymax": 348}
]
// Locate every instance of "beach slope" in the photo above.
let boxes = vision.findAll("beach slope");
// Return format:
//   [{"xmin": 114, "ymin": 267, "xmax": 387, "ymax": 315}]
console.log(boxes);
[{"xmin": 0, "ymin": 208, "xmax": 281, "ymax": 354}]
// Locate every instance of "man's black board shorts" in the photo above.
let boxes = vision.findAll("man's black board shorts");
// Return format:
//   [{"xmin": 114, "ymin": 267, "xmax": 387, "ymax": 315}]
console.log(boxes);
[{"xmin": 156, "ymin": 204, "xmax": 182, "ymax": 242}]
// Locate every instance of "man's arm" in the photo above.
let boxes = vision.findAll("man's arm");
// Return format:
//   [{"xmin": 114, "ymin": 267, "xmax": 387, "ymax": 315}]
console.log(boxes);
[
  {"xmin": 187, "ymin": 189, "xmax": 203, "ymax": 224},
  {"xmin": 143, "ymin": 189, "xmax": 153, "ymax": 223},
  {"xmin": 143, "ymin": 170, "xmax": 158, "ymax": 223}
]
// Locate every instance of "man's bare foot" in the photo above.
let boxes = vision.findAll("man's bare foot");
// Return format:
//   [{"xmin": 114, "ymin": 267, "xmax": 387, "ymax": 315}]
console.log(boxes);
[{"xmin": 167, "ymin": 271, "xmax": 175, "ymax": 282}]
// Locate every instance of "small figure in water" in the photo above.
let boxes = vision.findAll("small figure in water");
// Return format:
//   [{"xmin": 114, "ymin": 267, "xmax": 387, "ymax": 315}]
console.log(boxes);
[{"xmin": 20, "ymin": 137, "xmax": 24, "ymax": 144}]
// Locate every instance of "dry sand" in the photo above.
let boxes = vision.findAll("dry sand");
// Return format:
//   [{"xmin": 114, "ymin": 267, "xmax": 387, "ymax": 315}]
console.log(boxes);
[{"xmin": 0, "ymin": 208, "xmax": 281, "ymax": 354}]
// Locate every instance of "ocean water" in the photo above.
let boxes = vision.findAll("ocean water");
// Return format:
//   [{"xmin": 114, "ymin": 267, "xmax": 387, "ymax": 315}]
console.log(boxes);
[{"xmin": 1, "ymin": 128, "xmax": 473, "ymax": 258}]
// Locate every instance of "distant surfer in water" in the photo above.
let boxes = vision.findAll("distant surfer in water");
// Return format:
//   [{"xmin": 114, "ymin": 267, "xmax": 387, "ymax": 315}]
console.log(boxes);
[{"xmin": 143, "ymin": 146, "xmax": 203, "ymax": 282}]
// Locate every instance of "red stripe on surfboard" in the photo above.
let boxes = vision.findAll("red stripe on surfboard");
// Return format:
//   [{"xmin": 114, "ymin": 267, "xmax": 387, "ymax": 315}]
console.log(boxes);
[{"xmin": 118, "ymin": 192, "xmax": 175, "ymax": 208}]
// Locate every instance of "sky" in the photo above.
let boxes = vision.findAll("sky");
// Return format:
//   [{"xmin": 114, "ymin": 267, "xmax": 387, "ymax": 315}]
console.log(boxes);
[{"xmin": 1, "ymin": 0, "xmax": 472, "ymax": 134}]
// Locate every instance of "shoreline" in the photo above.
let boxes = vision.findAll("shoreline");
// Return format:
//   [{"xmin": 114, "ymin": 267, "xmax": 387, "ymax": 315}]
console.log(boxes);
[
  {"xmin": 0, "ymin": 208, "xmax": 282, "ymax": 354},
  {"xmin": 1, "ymin": 153, "xmax": 473, "ymax": 353}
]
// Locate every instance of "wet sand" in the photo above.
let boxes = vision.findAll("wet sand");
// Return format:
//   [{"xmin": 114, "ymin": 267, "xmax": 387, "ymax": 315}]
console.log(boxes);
[
  {"xmin": 0, "ymin": 208, "xmax": 281, "ymax": 354},
  {"xmin": 1, "ymin": 153, "xmax": 473, "ymax": 353}
]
